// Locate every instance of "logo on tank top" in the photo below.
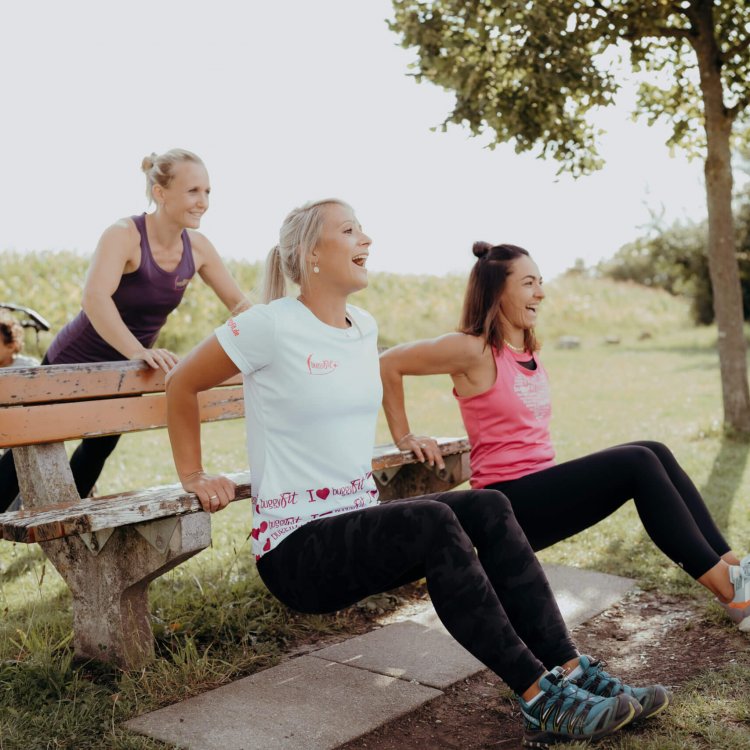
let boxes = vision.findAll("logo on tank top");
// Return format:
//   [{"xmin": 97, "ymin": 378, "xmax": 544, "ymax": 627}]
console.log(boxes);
[
  {"xmin": 174, "ymin": 277, "xmax": 190, "ymax": 290},
  {"xmin": 306, "ymin": 354, "xmax": 339, "ymax": 375},
  {"xmin": 513, "ymin": 371, "xmax": 551, "ymax": 420}
]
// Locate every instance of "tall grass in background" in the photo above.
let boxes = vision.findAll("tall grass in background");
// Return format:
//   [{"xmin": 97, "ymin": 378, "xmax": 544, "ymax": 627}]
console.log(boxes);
[
  {"xmin": 1, "ymin": 250, "xmax": 689, "ymax": 355},
  {"xmin": 2, "ymin": 250, "xmax": 749, "ymax": 748}
]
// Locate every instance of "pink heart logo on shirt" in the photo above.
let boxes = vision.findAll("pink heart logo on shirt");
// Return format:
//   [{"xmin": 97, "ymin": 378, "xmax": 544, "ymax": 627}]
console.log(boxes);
[
  {"xmin": 513, "ymin": 372, "xmax": 551, "ymax": 421},
  {"xmin": 369, "ymin": 490, "xmax": 378, "ymax": 497},
  {"xmin": 316, "ymin": 488, "xmax": 330, "ymax": 500},
  {"xmin": 263, "ymin": 538, "xmax": 271, "ymax": 552}
]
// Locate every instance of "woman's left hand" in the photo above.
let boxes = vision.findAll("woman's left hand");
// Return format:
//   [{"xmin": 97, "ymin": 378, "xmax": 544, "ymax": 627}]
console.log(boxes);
[
  {"xmin": 131, "ymin": 346, "xmax": 179, "ymax": 373},
  {"xmin": 396, "ymin": 433, "xmax": 445, "ymax": 470},
  {"xmin": 182, "ymin": 470, "xmax": 237, "ymax": 513}
]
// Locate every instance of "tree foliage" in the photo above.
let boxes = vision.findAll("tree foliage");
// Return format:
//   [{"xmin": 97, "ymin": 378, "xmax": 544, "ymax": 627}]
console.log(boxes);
[
  {"xmin": 390, "ymin": 0, "xmax": 750, "ymax": 431},
  {"xmin": 390, "ymin": 1, "xmax": 750, "ymax": 173}
]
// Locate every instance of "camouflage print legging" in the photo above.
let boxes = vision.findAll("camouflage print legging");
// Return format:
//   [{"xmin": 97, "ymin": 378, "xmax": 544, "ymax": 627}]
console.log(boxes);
[{"xmin": 256, "ymin": 489, "xmax": 578, "ymax": 694}]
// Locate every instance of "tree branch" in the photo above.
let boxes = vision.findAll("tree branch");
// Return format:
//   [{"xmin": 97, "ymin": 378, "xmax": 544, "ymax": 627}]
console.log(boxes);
[
  {"xmin": 683, "ymin": 0, "xmax": 700, "ymax": 28},
  {"xmin": 728, "ymin": 94, "xmax": 750, "ymax": 122},
  {"xmin": 623, "ymin": 25, "xmax": 694, "ymax": 43},
  {"xmin": 589, "ymin": 1, "xmax": 614, "ymax": 20},
  {"xmin": 659, "ymin": 27, "xmax": 695, "ymax": 41},
  {"xmin": 669, "ymin": 1, "xmax": 695, "ymax": 20},
  {"xmin": 723, "ymin": 34, "xmax": 750, "ymax": 64}
]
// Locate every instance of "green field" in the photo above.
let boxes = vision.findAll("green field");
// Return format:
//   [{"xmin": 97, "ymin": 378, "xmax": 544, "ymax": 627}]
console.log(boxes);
[{"xmin": 1, "ymin": 254, "xmax": 749, "ymax": 748}]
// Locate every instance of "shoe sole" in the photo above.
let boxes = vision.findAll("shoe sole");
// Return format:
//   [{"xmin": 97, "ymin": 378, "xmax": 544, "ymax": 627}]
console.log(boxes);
[
  {"xmin": 635, "ymin": 686, "xmax": 671, "ymax": 720},
  {"xmin": 522, "ymin": 697, "xmax": 636, "ymax": 747}
]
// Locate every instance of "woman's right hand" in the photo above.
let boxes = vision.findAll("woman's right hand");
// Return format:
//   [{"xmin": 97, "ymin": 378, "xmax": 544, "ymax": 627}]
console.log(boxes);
[
  {"xmin": 131, "ymin": 347, "xmax": 179, "ymax": 372},
  {"xmin": 181, "ymin": 470, "xmax": 237, "ymax": 513},
  {"xmin": 396, "ymin": 433, "xmax": 445, "ymax": 470}
]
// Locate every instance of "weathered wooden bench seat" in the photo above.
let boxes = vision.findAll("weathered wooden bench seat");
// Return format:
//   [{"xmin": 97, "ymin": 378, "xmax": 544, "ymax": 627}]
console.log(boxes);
[{"xmin": 0, "ymin": 360, "xmax": 470, "ymax": 669}]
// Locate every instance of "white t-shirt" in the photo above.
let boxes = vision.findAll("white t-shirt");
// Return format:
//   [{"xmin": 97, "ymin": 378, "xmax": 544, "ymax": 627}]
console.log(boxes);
[
  {"xmin": 215, "ymin": 297, "xmax": 382, "ymax": 560},
  {"xmin": 6, "ymin": 354, "xmax": 39, "ymax": 368}
]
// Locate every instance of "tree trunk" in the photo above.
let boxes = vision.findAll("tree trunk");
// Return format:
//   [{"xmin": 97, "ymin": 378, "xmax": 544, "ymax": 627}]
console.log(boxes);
[{"xmin": 694, "ymin": 4, "xmax": 750, "ymax": 433}]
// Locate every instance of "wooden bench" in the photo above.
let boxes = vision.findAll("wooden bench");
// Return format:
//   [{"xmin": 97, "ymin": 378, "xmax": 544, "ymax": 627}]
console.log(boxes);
[{"xmin": 0, "ymin": 360, "xmax": 470, "ymax": 669}]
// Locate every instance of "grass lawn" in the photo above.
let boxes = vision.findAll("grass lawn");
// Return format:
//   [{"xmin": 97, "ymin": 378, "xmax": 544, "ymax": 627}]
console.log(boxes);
[{"xmin": 1, "ymin": 275, "xmax": 749, "ymax": 748}]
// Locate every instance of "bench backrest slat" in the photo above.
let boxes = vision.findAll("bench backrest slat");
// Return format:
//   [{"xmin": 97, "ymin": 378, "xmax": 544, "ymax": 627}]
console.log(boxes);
[
  {"xmin": 1, "ymin": 386, "xmax": 245, "ymax": 446},
  {"xmin": 0, "ymin": 360, "xmax": 242, "ymax": 407}
]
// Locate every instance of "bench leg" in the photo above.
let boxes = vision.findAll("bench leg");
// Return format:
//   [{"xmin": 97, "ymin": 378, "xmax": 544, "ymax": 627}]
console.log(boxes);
[
  {"xmin": 41, "ymin": 513, "xmax": 211, "ymax": 669},
  {"xmin": 14, "ymin": 443, "xmax": 212, "ymax": 670},
  {"xmin": 375, "ymin": 452, "xmax": 471, "ymax": 501}
]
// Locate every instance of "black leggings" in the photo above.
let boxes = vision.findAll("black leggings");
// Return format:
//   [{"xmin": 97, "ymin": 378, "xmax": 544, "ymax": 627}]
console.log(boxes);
[
  {"xmin": 487, "ymin": 441, "xmax": 731, "ymax": 580},
  {"xmin": 0, "ymin": 355, "xmax": 121, "ymax": 512},
  {"xmin": 257, "ymin": 489, "xmax": 578, "ymax": 694}
]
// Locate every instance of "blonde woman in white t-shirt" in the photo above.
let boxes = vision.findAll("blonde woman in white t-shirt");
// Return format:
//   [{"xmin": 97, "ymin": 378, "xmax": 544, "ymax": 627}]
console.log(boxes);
[{"xmin": 165, "ymin": 199, "xmax": 667, "ymax": 747}]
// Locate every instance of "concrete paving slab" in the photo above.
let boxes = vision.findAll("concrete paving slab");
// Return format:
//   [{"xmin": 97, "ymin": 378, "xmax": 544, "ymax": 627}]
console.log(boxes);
[
  {"xmin": 124, "ymin": 655, "xmax": 441, "ymax": 750},
  {"xmin": 125, "ymin": 564, "xmax": 636, "ymax": 750},
  {"xmin": 314, "ymin": 564, "xmax": 636, "ymax": 689},
  {"xmin": 542, "ymin": 563, "xmax": 636, "ymax": 628},
  {"xmin": 312, "ymin": 619, "xmax": 483, "ymax": 689}
]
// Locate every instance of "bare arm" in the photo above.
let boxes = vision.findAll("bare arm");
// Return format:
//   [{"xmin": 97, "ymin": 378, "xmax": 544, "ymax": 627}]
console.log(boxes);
[
  {"xmin": 379, "ymin": 333, "xmax": 485, "ymax": 469},
  {"xmin": 191, "ymin": 232, "xmax": 251, "ymax": 315},
  {"xmin": 82, "ymin": 220, "xmax": 178, "ymax": 372},
  {"xmin": 166, "ymin": 334, "xmax": 241, "ymax": 513}
]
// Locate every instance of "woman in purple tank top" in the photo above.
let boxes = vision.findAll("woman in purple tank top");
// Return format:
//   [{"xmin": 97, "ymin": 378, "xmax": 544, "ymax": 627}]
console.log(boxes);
[{"xmin": 0, "ymin": 149, "xmax": 249, "ymax": 510}]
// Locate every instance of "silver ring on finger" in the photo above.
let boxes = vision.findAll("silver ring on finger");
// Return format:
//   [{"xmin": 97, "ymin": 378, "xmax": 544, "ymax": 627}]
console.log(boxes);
[{"xmin": 209, "ymin": 495, "xmax": 218, "ymax": 500}]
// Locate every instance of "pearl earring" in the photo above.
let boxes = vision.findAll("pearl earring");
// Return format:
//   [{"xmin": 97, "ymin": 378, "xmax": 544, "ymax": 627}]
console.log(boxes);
[{"xmin": 313, "ymin": 260, "xmax": 320, "ymax": 274}]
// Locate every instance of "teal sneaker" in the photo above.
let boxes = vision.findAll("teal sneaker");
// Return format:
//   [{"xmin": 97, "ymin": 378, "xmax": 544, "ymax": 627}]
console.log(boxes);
[
  {"xmin": 723, "ymin": 555, "xmax": 750, "ymax": 625},
  {"xmin": 569, "ymin": 654, "xmax": 670, "ymax": 719},
  {"xmin": 517, "ymin": 666, "xmax": 637, "ymax": 748}
]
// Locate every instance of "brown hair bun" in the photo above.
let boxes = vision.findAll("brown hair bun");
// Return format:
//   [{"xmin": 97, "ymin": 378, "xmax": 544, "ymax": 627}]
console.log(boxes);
[{"xmin": 473, "ymin": 241, "xmax": 492, "ymax": 259}]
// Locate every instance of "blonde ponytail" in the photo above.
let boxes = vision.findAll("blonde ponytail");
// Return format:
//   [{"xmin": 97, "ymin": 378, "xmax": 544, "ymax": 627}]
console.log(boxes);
[{"xmin": 262, "ymin": 245, "xmax": 287, "ymax": 303}]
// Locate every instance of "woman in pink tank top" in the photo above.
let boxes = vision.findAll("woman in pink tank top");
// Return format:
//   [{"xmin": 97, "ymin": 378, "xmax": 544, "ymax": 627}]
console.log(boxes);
[
  {"xmin": 0, "ymin": 149, "xmax": 249, "ymax": 510},
  {"xmin": 380, "ymin": 242, "xmax": 750, "ymax": 631}
]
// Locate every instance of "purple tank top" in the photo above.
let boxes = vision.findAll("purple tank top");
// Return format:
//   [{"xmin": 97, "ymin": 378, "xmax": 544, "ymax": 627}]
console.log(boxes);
[{"xmin": 46, "ymin": 214, "xmax": 196, "ymax": 364}]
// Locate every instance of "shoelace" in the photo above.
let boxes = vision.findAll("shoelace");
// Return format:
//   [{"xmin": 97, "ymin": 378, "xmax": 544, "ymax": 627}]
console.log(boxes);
[
  {"xmin": 582, "ymin": 659, "xmax": 618, "ymax": 687},
  {"xmin": 550, "ymin": 668, "xmax": 602, "ymax": 699},
  {"xmin": 545, "ymin": 673, "xmax": 603, "ymax": 723}
]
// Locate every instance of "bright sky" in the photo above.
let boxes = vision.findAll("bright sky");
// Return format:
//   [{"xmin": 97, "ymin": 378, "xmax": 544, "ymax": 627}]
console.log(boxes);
[{"xmin": 1, "ymin": 0, "xmax": 708, "ymax": 281}]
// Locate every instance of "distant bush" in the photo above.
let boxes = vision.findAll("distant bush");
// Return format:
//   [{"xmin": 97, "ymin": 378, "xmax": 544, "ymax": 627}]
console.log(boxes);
[{"xmin": 598, "ymin": 187, "xmax": 750, "ymax": 325}]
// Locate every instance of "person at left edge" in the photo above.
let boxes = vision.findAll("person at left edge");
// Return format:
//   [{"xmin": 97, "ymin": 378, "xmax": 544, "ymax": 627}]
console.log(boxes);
[{"xmin": 0, "ymin": 148, "xmax": 250, "ymax": 511}]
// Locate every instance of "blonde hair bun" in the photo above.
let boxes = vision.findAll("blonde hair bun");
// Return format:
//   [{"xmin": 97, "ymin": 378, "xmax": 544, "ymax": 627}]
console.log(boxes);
[{"xmin": 141, "ymin": 153, "xmax": 157, "ymax": 173}]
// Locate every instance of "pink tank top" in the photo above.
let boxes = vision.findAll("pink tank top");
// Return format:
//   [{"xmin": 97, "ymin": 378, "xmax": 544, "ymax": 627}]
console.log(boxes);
[{"xmin": 454, "ymin": 345, "xmax": 555, "ymax": 487}]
